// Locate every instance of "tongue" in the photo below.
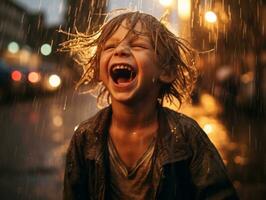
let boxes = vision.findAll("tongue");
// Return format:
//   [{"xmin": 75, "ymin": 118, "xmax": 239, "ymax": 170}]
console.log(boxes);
[{"xmin": 117, "ymin": 78, "xmax": 130, "ymax": 84}]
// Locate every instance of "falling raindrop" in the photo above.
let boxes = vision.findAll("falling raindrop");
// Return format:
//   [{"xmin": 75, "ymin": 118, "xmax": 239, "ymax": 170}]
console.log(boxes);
[{"xmin": 63, "ymin": 95, "xmax": 67, "ymax": 111}]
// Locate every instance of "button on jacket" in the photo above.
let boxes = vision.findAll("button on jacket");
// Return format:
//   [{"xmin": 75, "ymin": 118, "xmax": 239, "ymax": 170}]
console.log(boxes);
[{"xmin": 63, "ymin": 106, "xmax": 239, "ymax": 200}]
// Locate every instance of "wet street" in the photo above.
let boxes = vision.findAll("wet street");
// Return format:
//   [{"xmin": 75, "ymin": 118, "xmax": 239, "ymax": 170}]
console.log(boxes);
[
  {"xmin": 0, "ymin": 89, "xmax": 99, "ymax": 200},
  {"xmin": 0, "ymin": 89, "xmax": 265, "ymax": 200}
]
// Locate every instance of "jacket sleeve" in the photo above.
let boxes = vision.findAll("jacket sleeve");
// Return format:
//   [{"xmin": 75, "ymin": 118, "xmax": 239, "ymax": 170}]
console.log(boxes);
[
  {"xmin": 63, "ymin": 129, "xmax": 88, "ymax": 200},
  {"xmin": 188, "ymin": 120, "xmax": 239, "ymax": 200}
]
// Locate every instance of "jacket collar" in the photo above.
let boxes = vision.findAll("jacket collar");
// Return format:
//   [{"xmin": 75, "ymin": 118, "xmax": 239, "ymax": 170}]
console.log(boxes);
[{"xmin": 89, "ymin": 105, "xmax": 191, "ymax": 166}]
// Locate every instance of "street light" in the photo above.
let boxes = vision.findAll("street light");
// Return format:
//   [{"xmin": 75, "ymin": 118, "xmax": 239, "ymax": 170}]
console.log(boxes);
[
  {"xmin": 159, "ymin": 0, "xmax": 176, "ymax": 34},
  {"xmin": 159, "ymin": 0, "xmax": 173, "ymax": 7},
  {"xmin": 48, "ymin": 74, "xmax": 61, "ymax": 88},
  {"xmin": 177, "ymin": 0, "xmax": 191, "ymax": 20},
  {"xmin": 205, "ymin": 11, "xmax": 217, "ymax": 24},
  {"xmin": 158, "ymin": 0, "xmax": 192, "ymax": 45}
]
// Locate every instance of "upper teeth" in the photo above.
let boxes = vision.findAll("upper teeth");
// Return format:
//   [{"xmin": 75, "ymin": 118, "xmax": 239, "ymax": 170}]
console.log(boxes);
[{"xmin": 112, "ymin": 65, "xmax": 132, "ymax": 71}]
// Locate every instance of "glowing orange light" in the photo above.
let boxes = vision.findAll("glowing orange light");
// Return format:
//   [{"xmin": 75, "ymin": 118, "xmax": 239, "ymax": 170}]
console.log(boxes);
[
  {"xmin": 11, "ymin": 70, "xmax": 22, "ymax": 81},
  {"xmin": 203, "ymin": 123, "xmax": 213, "ymax": 134},
  {"xmin": 28, "ymin": 72, "xmax": 40, "ymax": 83},
  {"xmin": 178, "ymin": 0, "xmax": 191, "ymax": 19},
  {"xmin": 205, "ymin": 11, "xmax": 217, "ymax": 23},
  {"xmin": 159, "ymin": 0, "xmax": 173, "ymax": 7}
]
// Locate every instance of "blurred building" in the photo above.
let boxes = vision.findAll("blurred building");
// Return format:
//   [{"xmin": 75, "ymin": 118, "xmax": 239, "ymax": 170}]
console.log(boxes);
[
  {"xmin": 0, "ymin": 0, "xmax": 28, "ymax": 53},
  {"xmin": 0, "ymin": 0, "xmax": 107, "ymax": 65},
  {"xmin": 0, "ymin": 0, "xmax": 49, "ymax": 53},
  {"xmin": 26, "ymin": 12, "xmax": 45, "ymax": 50}
]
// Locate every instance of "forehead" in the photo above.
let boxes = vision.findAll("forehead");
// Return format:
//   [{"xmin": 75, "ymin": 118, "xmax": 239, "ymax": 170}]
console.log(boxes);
[{"xmin": 105, "ymin": 19, "xmax": 149, "ymax": 42}]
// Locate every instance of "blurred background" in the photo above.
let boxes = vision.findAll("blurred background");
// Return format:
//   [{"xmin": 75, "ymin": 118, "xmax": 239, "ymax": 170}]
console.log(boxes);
[{"xmin": 0, "ymin": 0, "xmax": 265, "ymax": 199}]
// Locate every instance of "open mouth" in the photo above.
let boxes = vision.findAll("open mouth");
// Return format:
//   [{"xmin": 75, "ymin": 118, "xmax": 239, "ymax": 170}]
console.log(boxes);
[{"xmin": 110, "ymin": 64, "xmax": 137, "ymax": 84}]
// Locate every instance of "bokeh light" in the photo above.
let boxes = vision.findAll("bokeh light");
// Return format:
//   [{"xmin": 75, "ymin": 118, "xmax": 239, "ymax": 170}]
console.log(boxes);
[
  {"xmin": 28, "ymin": 72, "xmax": 41, "ymax": 83},
  {"xmin": 205, "ymin": 11, "xmax": 217, "ymax": 23},
  {"xmin": 159, "ymin": 0, "xmax": 173, "ymax": 7},
  {"xmin": 7, "ymin": 41, "xmax": 19, "ymax": 54},
  {"xmin": 203, "ymin": 123, "xmax": 214, "ymax": 134},
  {"xmin": 52, "ymin": 115, "xmax": 63, "ymax": 127},
  {"xmin": 11, "ymin": 70, "xmax": 22, "ymax": 81},
  {"xmin": 177, "ymin": 0, "xmax": 191, "ymax": 19},
  {"xmin": 40, "ymin": 43, "xmax": 52, "ymax": 56},
  {"xmin": 48, "ymin": 74, "xmax": 61, "ymax": 88}
]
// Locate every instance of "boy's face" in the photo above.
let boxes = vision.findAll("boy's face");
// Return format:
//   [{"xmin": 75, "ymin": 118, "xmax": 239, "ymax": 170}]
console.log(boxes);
[{"xmin": 99, "ymin": 19, "xmax": 161, "ymax": 104}]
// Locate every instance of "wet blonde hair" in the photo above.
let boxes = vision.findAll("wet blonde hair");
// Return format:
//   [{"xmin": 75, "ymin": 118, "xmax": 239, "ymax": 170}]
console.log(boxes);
[{"xmin": 59, "ymin": 11, "xmax": 198, "ymax": 108}]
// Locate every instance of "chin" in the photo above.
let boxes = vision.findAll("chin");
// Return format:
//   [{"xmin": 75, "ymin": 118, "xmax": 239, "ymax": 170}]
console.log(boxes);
[
  {"xmin": 111, "ymin": 92, "xmax": 138, "ymax": 104},
  {"xmin": 108, "ymin": 79, "xmax": 140, "ymax": 103}
]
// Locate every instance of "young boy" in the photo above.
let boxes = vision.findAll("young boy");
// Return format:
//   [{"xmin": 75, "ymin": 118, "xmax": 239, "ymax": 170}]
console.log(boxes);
[{"xmin": 62, "ymin": 11, "xmax": 238, "ymax": 200}]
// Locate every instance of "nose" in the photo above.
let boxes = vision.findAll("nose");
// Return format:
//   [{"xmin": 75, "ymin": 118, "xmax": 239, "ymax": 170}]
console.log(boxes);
[{"xmin": 113, "ymin": 43, "xmax": 130, "ymax": 57}]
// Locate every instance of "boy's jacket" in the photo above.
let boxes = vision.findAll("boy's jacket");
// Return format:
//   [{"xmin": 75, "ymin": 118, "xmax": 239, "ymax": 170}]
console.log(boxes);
[{"xmin": 63, "ymin": 106, "xmax": 239, "ymax": 200}]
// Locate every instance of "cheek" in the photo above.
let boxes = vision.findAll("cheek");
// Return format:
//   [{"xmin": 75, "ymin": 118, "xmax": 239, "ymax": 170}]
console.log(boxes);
[
  {"xmin": 99, "ymin": 55, "xmax": 109, "ymax": 80},
  {"xmin": 144, "ymin": 56, "xmax": 160, "ymax": 73}
]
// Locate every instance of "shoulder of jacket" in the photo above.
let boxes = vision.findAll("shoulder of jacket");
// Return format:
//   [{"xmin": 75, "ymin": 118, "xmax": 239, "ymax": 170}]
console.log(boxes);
[
  {"xmin": 162, "ymin": 107, "xmax": 199, "ymax": 128},
  {"xmin": 162, "ymin": 107, "xmax": 215, "ymax": 154},
  {"xmin": 72, "ymin": 106, "xmax": 110, "ymax": 142},
  {"xmin": 162, "ymin": 107, "xmax": 204, "ymax": 138}
]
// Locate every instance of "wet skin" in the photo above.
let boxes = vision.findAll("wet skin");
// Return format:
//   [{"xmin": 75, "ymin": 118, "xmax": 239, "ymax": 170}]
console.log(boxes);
[
  {"xmin": 99, "ymin": 20, "xmax": 161, "ymax": 105},
  {"xmin": 99, "ymin": 20, "xmax": 163, "ymax": 169}
]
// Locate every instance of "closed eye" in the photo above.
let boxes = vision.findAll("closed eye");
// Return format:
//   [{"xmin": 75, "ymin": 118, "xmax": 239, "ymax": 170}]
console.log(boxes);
[
  {"xmin": 130, "ymin": 36, "xmax": 152, "ymax": 49},
  {"xmin": 103, "ymin": 44, "xmax": 116, "ymax": 50},
  {"xmin": 131, "ymin": 43, "xmax": 149, "ymax": 49}
]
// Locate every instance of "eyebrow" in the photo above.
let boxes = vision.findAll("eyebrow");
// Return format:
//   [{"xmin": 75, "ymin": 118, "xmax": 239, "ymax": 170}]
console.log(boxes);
[{"xmin": 105, "ymin": 33, "xmax": 150, "ymax": 44}]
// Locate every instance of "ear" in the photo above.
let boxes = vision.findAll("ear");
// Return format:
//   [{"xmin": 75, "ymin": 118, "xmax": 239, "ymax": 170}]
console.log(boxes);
[{"xmin": 159, "ymin": 69, "xmax": 177, "ymax": 84}]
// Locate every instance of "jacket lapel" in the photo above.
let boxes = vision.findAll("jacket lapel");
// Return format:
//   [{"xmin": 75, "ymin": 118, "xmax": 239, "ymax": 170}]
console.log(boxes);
[{"xmin": 156, "ymin": 107, "xmax": 192, "ymax": 168}]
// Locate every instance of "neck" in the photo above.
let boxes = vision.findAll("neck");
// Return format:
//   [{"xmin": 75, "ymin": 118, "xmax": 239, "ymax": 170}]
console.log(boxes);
[{"xmin": 111, "ymin": 100, "xmax": 159, "ymax": 132}]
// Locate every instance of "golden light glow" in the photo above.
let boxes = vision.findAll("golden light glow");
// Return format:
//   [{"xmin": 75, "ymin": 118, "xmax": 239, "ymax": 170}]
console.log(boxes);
[
  {"xmin": 164, "ymin": 93, "xmax": 248, "ymax": 164},
  {"xmin": 234, "ymin": 155, "xmax": 247, "ymax": 165},
  {"xmin": 203, "ymin": 123, "xmax": 213, "ymax": 134},
  {"xmin": 53, "ymin": 115, "xmax": 63, "ymax": 127},
  {"xmin": 48, "ymin": 74, "xmax": 61, "ymax": 88},
  {"xmin": 52, "ymin": 131, "xmax": 64, "ymax": 142},
  {"xmin": 159, "ymin": 0, "xmax": 173, "ymax": 7},
  {"xmin": 200, "ymin": 93, "xmax": 222, "ymax": 114},
  {"xmin": 177, "ymin": 0, "xmax": 191, "ymax": 19},
  {"xmin": 28, "ymin": 72, "xmax": 41, "ymax": 83},
  {"xmin": 241, "ymin": 72, "xmax": 254, "ymax": 84},
  {"xmin": 205, "ymin": 11, "xmax": 217, "ymax": 23}
]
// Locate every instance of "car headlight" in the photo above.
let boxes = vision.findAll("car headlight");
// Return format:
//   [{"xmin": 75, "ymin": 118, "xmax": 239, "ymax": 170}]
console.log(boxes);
[
  {"xmin": 48, "ymin": 74, "xmax": 61, "ymax": 88},
  {"xmin": 28, "ymin": 72, "xmax": 41, "ymax": 84}
]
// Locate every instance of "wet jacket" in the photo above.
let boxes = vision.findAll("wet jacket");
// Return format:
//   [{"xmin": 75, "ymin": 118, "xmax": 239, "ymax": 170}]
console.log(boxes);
[{"xmin": 63, "ymin": 106, "xmax": 239, "ymax": 200}]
